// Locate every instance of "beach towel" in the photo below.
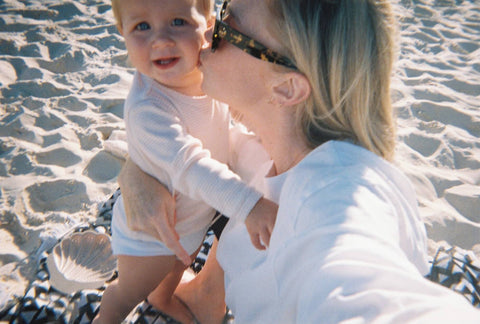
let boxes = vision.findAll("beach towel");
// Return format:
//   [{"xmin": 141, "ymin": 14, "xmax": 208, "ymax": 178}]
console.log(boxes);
[{"xmin": 0, "ymin": 189, "xmax": 478, "ymax": 323}]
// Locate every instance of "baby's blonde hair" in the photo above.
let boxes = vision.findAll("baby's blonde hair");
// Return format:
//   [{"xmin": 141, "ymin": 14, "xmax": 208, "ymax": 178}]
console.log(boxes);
[
  {"xmin": 111, "ymin": 0, "xmax": 214, "ymax": 32},
  {"xmin": 267, "ymin": 0, "xmax": 398, "ymax": 160}
]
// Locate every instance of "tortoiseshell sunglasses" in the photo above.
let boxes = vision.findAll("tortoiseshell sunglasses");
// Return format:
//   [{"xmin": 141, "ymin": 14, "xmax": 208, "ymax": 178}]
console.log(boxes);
[{"xmin": 211, "ymin": 0, "xmax": 297, "ymax": 70}]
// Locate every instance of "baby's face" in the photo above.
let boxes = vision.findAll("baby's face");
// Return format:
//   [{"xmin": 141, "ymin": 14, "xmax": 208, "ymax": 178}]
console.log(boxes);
[{"xmin": 119, "ymin": 0, "xmax": 208, "ymax": 95}]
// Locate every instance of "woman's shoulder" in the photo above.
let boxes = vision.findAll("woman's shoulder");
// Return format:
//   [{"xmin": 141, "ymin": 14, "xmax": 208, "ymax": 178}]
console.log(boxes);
[
  {"xmin": 278, "ymin": 141, "xmax": 427, "ymax": 266},
  {"xmin": 287, "ymin": 141, "xmax": 381, "ymax": 180},
  {"xmin": 294, "ymin": 141, "xmax": 410, "ymax": 184},
  {"xmin": 282, "ymin": 140, "xmax": 417, "ymax": 207}
]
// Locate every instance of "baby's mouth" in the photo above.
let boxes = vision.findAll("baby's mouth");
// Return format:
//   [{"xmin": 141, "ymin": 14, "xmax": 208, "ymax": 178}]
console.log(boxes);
[{"xmin": 154, "ymin": 57, "xmax": 179, "ymax": 67}]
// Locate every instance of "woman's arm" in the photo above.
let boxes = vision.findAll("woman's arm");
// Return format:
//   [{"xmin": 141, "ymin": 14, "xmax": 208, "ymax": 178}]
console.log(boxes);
[{"xmin": 118, "ymin": 157, "xmax": 191, "ymax": 266}]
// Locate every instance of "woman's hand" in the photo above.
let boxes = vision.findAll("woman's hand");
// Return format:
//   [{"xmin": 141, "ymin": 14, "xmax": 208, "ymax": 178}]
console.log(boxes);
[
  {"xmin": 118, "ymin": 158, "xmax": 191, "ymax": 266},
  {"xmin": 244, "ymin": 198, "xmax": 278, "ymax": 249}
]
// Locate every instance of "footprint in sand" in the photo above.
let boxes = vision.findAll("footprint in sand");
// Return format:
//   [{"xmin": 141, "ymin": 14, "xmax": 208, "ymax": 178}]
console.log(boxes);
[
  {"xmin": 7, "ymin": 152, "xmax": 53, "ymax": 176},
  {"xmin": 412, "ymin": 29, "xmax": 441, "ymax": 46},
  {"xmin": 1, "ymin": 81, "xmax": 72, "ymax": 102},
  {"xmin": 110, "ymin": 53, "xmax": 130, "ymax": 67},
  {"xmin": 48, "ymin": 2, "xmax": 85, "ymax": 21},
  {"xmin": 83, "ymin": 151, "xmax": 123, "ymax": 183},
  {"xmin": 457, "ymin": 41, "xmax": 479, "ymax": 53},
  {"xmin": 428, "ymin": 174, "xmax": 463, "ymax": 198},
  {"xmin": 411, "ymin": 101, "xmax": 480, "ymax": 138},
  {"xmin": 85, "ymin": 32, "xmax": 125, "ymax": 52},
  {"xmin": 25, "ymin": 28, "xmax": 47, "ymax": 43},
  {"xmin": 444, "ymin": 184, "xmax": 480, "ymax": 224},
  {"xmin": 0, "ymin": 139, "xmax": 16, "ymax": 157},
  {"xmin": 6, "ymin": 58, "xmax": 43, "ymax": 81},
  {"xmin": 8, "ymin": 8, "xmax": 56, "ymax": 21},
  {"xmin": 450, "ymin": 145, "xmax": 480, "ymax": 170},
  {"xmin": 8, "ymin": 58, "xmax": 44, "ymax": 81},
  {"xmin": 35, "ymin": 147, "xmax": 82, "ymax": 168},
  {"xmin": 9, "ymin": 153, "xmax": 35, "ymax": 175},
  {"xmin": 38, "ymin": 51, "xmax": 86, "ymax": 74},
  {"xmin": 67, "ymin": 114, "xmax": 97, "ymax": 129},
  {"xmin": 34, "ymin": 111, "xmax": 67, "ymax": 131},
  {"xmin": 402, "ymin": 132, "xmax": 442, "ymax": 158},
  {"xmin": 42, "ymin": 133, "xmax": 63, "ymax": 148},
  {"xmin": 0, "ymin": 39, "xmax": 19, "ymax": 56},
  {"xmin": 85, "ymin": 98, "xmax": 125, "ymax": 119},
  {"xmin": 413, "ymin": 4, "xmax": 435, "ymax": 18},
  {"xmin": 413, "ymin": 88, "xmax": 454, "ymax": 103},
  {"xmin": 427, "ymin": 216, "xmax": 480, "ymax": 252},
  {"xmin": 22, "ymin": 98, "xmax": 44, "ymax": 110},
  {"xmin": 78, "ymin": 132, "xmax": 102, "ymax": 151},
  {"xmin": 25, "ymin": 179, "xmax": 90, "ymax": 213},
  {"xmin": 441, "ymin": 78, "xmax": 480, "ymax": 97},
  {"xmin": 0, "ymin": 36, "xmax": 45, "ymax": 57},
  {"xmin": 44, "ymin": 41, "xmax": 71, "ymax": 60},
  {"xmin": 0, "ymin": 112, "xmax": 41, "ymax": 143},
  {"xmin": 0, "ymin": 60, "xmax": 17, "ymax": 86},
  {"xmin": 57, "ymin": 96, "xmax": 88, "ymax": 112},
  {"xmin": 83, "ymin": 73, "xmax": 121, "ymax": 87}
]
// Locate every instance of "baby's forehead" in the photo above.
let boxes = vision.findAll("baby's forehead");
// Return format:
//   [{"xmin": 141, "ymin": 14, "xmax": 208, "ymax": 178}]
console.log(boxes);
[
  {"xmin": 122, "ymin": 1, "xmax": 193, "ymax": 18},
  {"xmin": 114, "ymin": 0, "xmax": 212, "ymax": 29}
]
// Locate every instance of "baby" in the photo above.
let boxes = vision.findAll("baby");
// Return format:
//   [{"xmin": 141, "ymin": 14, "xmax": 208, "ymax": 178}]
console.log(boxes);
[{"xmin": 93, "ymin": 0, "xmax": 276, "ymax": 323}]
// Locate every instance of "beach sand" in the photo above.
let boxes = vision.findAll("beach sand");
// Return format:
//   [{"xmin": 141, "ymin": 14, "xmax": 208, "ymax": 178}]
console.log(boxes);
[{"xmin": 0, "ymin": 0, "xmax": 479, "ymax": 314}]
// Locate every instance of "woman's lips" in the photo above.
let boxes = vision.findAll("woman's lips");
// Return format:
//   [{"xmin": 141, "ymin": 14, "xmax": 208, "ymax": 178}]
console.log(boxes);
[{"xmin": 153, "ymin": 57, "xmax": 179, "ymax": 69}]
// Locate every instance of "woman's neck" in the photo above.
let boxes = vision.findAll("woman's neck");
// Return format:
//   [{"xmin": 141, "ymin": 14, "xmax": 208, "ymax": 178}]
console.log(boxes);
[
  {"xmin": 233, "ymin": 103, "xmax": 312, "ymax": 175},
  {"xmin": 255, "ymin": 115, "xmax": 311, "ymax": 176}
]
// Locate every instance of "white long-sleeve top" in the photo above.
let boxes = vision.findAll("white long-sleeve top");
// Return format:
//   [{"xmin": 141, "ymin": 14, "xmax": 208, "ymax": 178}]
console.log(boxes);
[
  {"xmin": 124, "ymin": 72, "xmax": 263, "ymax": 236},
  {"xmin": 217, "ymin": 140, "xmax": 480, "ymax": 323}
]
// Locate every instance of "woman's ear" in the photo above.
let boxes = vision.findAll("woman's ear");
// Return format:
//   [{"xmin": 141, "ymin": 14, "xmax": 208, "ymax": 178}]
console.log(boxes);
[
  {"xmin": 117, "ymin": 24, "xmax": 124, "ymax": 36},
  {"xmin": 272, "ymin": 72, "xmax": 311, "ymax": 107},
  {"xmin": 207, "ymin": 14, "xmax": 215, "ymax": 28}
]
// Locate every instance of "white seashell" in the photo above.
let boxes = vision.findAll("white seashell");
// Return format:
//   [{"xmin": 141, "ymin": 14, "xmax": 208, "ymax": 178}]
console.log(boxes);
[{"xmin": 46, "ymin": 231, "xmax": 117, "ymax": 294}]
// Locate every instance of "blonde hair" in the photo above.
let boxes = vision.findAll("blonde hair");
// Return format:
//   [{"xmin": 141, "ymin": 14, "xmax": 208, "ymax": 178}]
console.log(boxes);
[
  {"xmin": 267, "ymin": 0, "xmax": 398, "ymax": 160},
  {"xmin": 111, "ymin": 0, "xmax": 214, "ymax": 31}
]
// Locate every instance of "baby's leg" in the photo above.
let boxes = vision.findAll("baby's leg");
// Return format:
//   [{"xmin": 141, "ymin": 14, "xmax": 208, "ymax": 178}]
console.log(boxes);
[
  {"xmin": 93, "ymin": 254, "xmax": 176, "ymax": 324},
  {"xmin": 147, "ymin": 248, "xmax": 201, "ymax": 324}
]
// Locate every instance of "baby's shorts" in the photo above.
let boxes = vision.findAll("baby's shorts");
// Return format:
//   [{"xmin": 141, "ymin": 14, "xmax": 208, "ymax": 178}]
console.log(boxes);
[{"xmin": 111, "ymin": 195, "xmax": 208, "ymax": 257}]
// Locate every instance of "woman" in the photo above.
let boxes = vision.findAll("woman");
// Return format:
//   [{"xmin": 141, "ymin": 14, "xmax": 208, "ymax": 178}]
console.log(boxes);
[{"xmin": 119, "ymin": 0, "xmax": 480, "ymax": 322}]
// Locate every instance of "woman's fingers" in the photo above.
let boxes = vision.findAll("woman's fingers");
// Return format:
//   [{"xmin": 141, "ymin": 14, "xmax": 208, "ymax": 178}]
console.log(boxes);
[{"xmin": 119, "ymin": 158, "xmax": 190, "ymax": 265}]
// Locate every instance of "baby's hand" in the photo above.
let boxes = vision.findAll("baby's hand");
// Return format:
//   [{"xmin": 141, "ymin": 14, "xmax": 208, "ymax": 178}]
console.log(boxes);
[{"xmin": 245, "ymin": 198, "xmax": 278, "ymax": 250}]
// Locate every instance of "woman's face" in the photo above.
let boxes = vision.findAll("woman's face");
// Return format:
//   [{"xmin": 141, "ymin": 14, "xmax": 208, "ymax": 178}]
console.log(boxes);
[{"xmin": 199, "ymin": 0, "xmax": 282, "ymax": 111}]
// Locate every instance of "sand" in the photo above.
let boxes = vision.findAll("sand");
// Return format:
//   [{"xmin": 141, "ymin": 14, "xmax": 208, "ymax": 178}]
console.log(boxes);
[{"xmin": 0, "ymin": 0, "xmax": 479, "ymax": 313}]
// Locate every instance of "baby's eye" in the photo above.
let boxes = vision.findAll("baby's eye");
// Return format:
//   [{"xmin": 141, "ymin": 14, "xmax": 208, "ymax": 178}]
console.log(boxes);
[
  {"xmin": 135, "ymin": 22, "xmax": 150, "ymax": 31},
  {"xmin": 172, "ymin": 18, "xmax": 186, "ymax": 26}
]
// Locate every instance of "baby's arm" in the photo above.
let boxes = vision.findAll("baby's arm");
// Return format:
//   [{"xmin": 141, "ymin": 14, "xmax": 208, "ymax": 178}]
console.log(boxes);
[
  {"xmin": 228, "ymin": 123, "xmax": 278, "ymax": 249},
  {"xmin": 245, "ymin": 197, "xmax": 278, "ymax": 249},
  {"xmin": 129, "ymin": 103, "xmax": 272, "ymax": 246}
]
